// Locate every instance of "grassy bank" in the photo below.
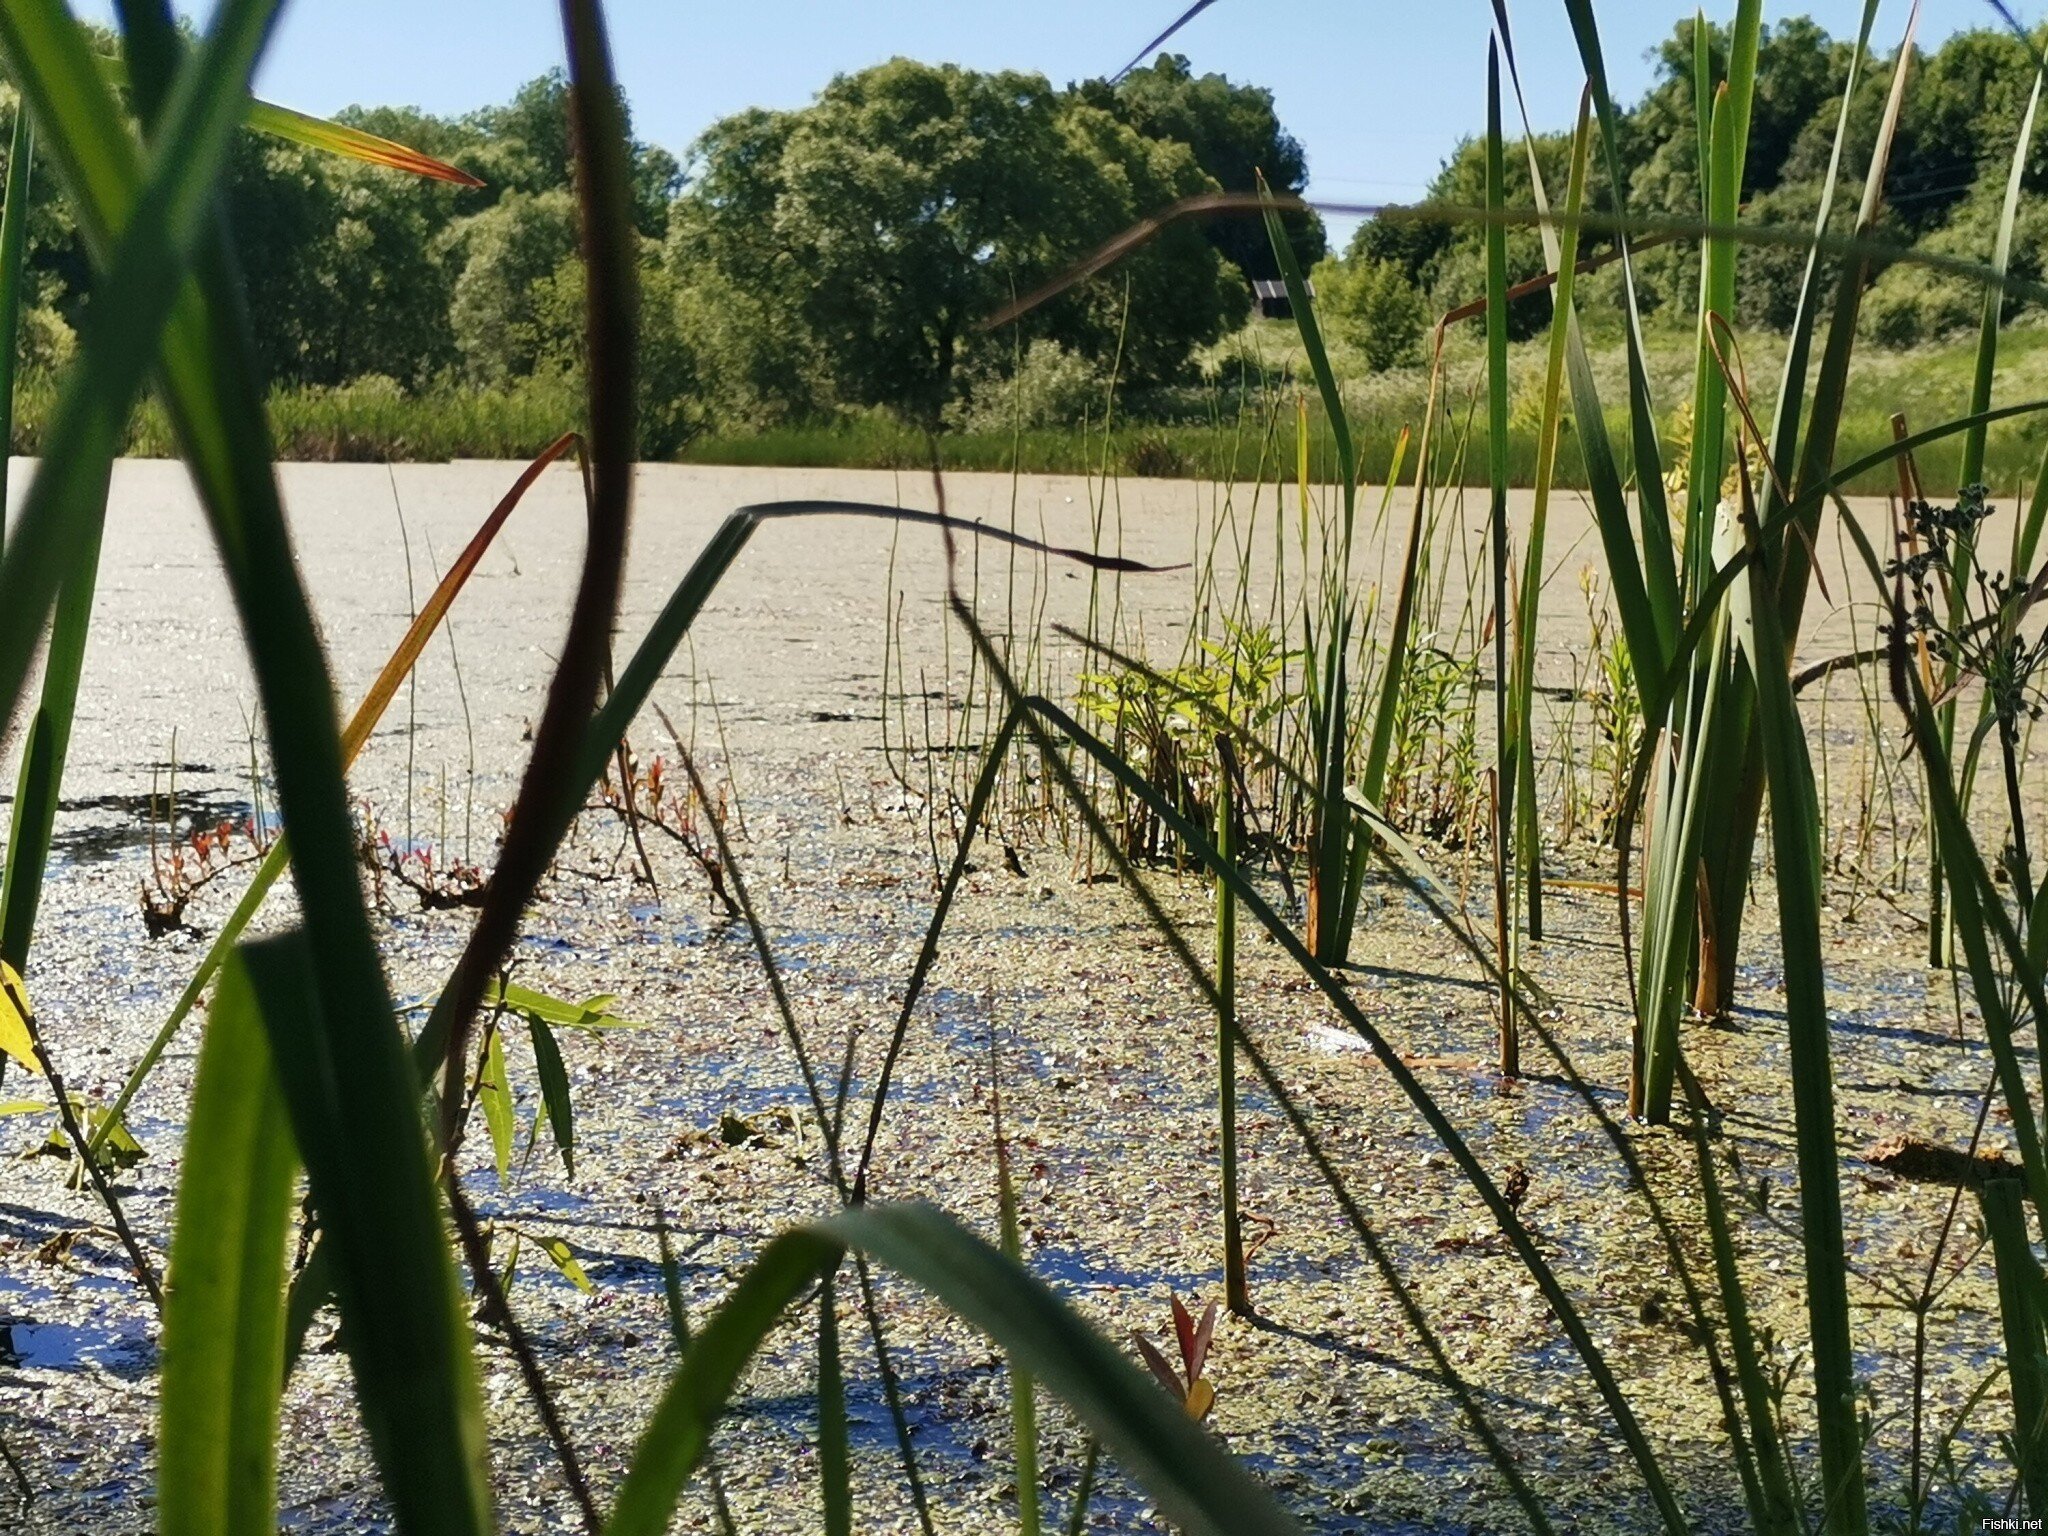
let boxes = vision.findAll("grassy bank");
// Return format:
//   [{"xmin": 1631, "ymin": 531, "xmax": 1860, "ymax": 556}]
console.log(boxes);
[
  {"xmin": 15, "ymin": 319, "xmax": 2045, "ymax": 493},
  {"xmin": 678, "ymin": 317, "xmax": 2048, "ymax": 491},
  {"xmin": 11, "ymin": 370, "xmax": 586, "ymax": 463}
]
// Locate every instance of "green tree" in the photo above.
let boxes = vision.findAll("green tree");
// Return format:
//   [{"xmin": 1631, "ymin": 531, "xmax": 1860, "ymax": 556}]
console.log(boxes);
[
  {"xmin": 1416, "ymin": 131, "xmax": 1571, "ymax": 339},
  {"xmin": 675, "ymin": 59, "xmax": 1245, "ymax": 426},
  {"xmin": 1048, "ymin": 98, "xmax": 1251, "ymax": 388},
  {"xmin": 1312, "ymin": 251, "xmax": 1426, "ymax": 372},
  {"xmin": 1626, "ymin": 18, "xmax": 1843, "ymax": 210},
  {"xmin": 1079, "ymin": 53, "xmax": 1326, "ymax": 283},
  {"xmin": 459, "ymin": 70, "xmax": 682, "ymax": 238},
  {"xmin": 664, "ymin": 108, "xmax": 832, "ymax": 427},
  {"xmin": 1892, "ymin": 29, "xmax": 2043, "ymax": 235},
  {"xmin": 225, "ymin": 135, "xmax": 460, "ymax": 387},
  {"xmin": 447, "ymin": 188, "xmax": 579, "ymax": 383},
  {"xmin": 531, "ymin": 251, "xmax": 704, "ymax": 455}
]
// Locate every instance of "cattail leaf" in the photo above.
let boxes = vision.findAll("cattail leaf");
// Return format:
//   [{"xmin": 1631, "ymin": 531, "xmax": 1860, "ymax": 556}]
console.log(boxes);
[{"xmin": 158, "ymin": 944, "xmax": 298, "ymax": 1536}]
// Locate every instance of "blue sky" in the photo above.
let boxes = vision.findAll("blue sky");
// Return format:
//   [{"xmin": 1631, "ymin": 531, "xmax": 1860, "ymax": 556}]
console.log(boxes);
[{"xmin": 78, "ymin": 1, "xmax": 2032, "ymax": 247}]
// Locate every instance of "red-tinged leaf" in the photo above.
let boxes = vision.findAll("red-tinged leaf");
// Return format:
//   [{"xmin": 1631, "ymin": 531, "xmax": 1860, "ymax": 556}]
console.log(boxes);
[
  {"xmin": 1133, "ymin": 1332, "xmax": 1185, "ymax": 1401},
  {"xmin": 246, "ymin": 100, "xmax": 483, "ymax": 187},
  {"xmin": 1188, "ymin": 1301, "xmax": 1218, "ymax": 1385},
  {"xmin": 89, "ymin": 53, "xmax": 484, "ymax": 189},
  {"xmin": 1170, "ymin": 1294, "xmax": 1198, "ymax": 1381}
]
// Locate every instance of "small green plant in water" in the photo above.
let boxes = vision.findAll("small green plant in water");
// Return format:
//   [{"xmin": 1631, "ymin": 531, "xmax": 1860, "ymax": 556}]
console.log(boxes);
[
  {"xmin": 1077, "ymin": 621, "xmax": 1295, "ymax": 862},
  {"xmin": 1384, "ymin": 639, "xmax": 1483, "ymax": 849}
]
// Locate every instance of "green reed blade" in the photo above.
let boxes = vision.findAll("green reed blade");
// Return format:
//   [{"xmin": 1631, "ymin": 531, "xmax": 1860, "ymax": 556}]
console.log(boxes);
[
  {"xmin": 1215, "ymin": 747, "xmax": 1248, "ymax": 1316},
  {"xmin": 609, "ymin": 1206, "xmax": 1302, "ymax": 1536},
  {"xmin": 1259, "ymin": 185, "xmax": 1352, "ymax": 514},
  {"xmin": 1482, "ymin": 40, "xmax": 1522, "ymax": 1013},
  {"xmin": 1633, "ymin": 0, "xmax": 1761, "ymax": 1123},
  {"xmin": 1962, "ymin": 55, "xmax": 2043, "ymax": 495},
  {"xmin": 1674, "ymin": 1056, "xmax": 1799, "ymax": 1532},
  {"xmin": 1696, "ymin": 0, "xmax": 1883, "ymax": 1021},
  {"xmin": 479, "ymin": 1025, "xmax": 512, "ymax": 1184},
  {"xmin": 1983, "ymin": 1178, "xmax": 2048, "ymax": 1515},
  {"xmin": 993, "ymin": 1055, "xmax": 1042, "ymax": 1536},
  {"xmin": 2014, "ymin": 442, "xmax": 2048, "ymax": 578},
  {"xmin": 1484, "ymin": 39, "xmax": 1511, "ymax": 863},
  {"xmin": 1785, "ymin": 13, "xmax": 1908, "ymax": 651},
  {"xmin": 817, "ymin": 1272, "xmax": 853, "ymax": 1536},
  {"xmin": 526, "ymin": 1014, "xmax": 576, "ymax": 1180},
  {"xmin": 606, "ymin": 1225, "xmax": 843, "ymax": 1536},
  {"xmin": 837, "ymin": 1204, "xmax": 1294, "ymax": 1536},
  {"xmin": 854, "ymin": 709, "xmax": 1026, "ymax": 1193},
  {"xmin": 1491, "ymin": 5, "xmax": 1588, "ymax": 941},
  {"xmin": 1740, "ymin": 476, "xmax": 1866, "ymax": 1536},
  {"xmin": 1262, "ymin": 178, "xmax": 1361, "ymax": 961},
  {"xmin": 0, "ymin": 468, "xmax": 106, "ymax": 970},
  {"xmin": 1356, "ymin": 426, "xmax": 1426, "ymax": 809},
  {"xmin": 1690, "ymin": 13, "xmax": 1713, "ymax": 200},
  {"xmin": 1558, "ymin": 0, "xmax": 1677, "ymax": 646},
  {"xmin": 157, "ymin": 942, "xmax": 298, "ymax": 1536},
  {"xmin": 0, "ymin": 101, "xmax": 30, "ymax": 531},
  {"xmin": 1781, "ymin": 3, "xmax": 1914, "ymax": 640},
  {"xmin": 1683, "ymin": 0, "xmax": 1758, "ymax": 596},
  {"xmin": 1630, "ymin": 651, "xmax": 1725, "ymax": 1123},
  {"xmin": 1760, "ymin": 0, "xmax": 1880, "ymax": 544},
  {"xmin": 251, "ymin": 924, "xmax": 492, "ymax": 1533},
  {"xmin": 0, "ymin": 0, "xmax": 269, "ymax": 776}
]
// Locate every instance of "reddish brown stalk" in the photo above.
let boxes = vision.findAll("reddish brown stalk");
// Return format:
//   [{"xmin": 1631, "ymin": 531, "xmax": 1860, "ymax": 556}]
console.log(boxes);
[{"xmin": 432, "ymin": 0, "xmax": 639, "ymax": 1153}]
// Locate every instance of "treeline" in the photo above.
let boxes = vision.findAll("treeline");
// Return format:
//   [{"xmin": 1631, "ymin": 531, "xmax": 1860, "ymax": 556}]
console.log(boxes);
[
  {"xmin": 1315, "ymin": 19, "xmax": 2048, "ymax": 368},
  {"xmin": 16, "ymin": 22, "xmax": 2035, "ymax": 459},
  {"xmin": 4, "ymin": 50, "xmax": 1322, "ymax": 455}
]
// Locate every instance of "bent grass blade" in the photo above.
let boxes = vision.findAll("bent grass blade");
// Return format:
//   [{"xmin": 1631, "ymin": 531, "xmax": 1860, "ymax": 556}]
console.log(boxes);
[{"xmin": 606, "ymin": 1204, "xmax": 1304, "ymax": 1536}]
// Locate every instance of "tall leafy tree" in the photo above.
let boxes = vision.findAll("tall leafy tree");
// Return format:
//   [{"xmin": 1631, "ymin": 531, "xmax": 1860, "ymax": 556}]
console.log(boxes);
[
  {"xmin": 675, "ymin": 59, "xmax": 1245, "ymax": 426},
  {"xmin": 446, "ymin": 187, "xmax": 580, "ymax": 383},
  {"xmin": 1079, "ymin": 52, "xmax": 1326, "ymax": 283},
  {"xmin": 225, "ymin": 135, "xmax": 462, "ymax": 387}
]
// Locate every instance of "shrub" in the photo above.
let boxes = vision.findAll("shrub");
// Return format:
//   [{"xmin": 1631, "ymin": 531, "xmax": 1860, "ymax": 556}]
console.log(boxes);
[
  {"xmin": 19, "ymin": 304, "xmax": 72, "ymax": 374},
  {"xmin": 950, "ymin": 340, "xmax": 1107, "ymax": 433},
  {"xmin": 1312, "ymin": 254, "xmax": 1428, "ymax": 373},
  {"xmin": 1862, "ymin": 261, "xmax": 1980, "ymax": 350}
]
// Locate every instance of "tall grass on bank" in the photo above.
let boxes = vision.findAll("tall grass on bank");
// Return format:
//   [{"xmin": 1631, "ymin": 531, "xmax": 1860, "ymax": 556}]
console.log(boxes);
[
  {"xmin": 15, "ymin": 357, "xmax": 2048, "ymax": 485},
  {"xmin": 9, "ymin": 366, "xmax": 588, "ymax": 462},
  {"xmin": 681, "ymin": 398, "xmax": 2048, "ymax": 490}
]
